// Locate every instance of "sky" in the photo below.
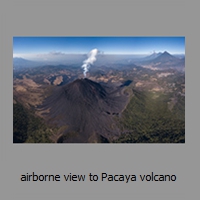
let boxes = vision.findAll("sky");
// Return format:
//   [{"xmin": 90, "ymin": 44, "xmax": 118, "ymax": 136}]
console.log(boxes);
[{"xmin": 13, "ymin": 37, "xmax": 185, "ymax": 60}]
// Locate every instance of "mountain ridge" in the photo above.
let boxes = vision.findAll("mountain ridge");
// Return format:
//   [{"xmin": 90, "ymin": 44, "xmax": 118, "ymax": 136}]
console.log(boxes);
[{"xmin": 137, "ymin": 51, "xmax": 185, "ymax": 69}]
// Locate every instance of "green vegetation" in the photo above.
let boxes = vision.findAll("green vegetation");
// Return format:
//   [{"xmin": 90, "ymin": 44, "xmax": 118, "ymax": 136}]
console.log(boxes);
[
  {"xmin": 114, "ymin": 89, "xmax": 185, "ymax": 143},
  {"xmin": 172, "ymin": 95, "xmax": 185, "ymax": 121},
  {"xmin": 13, "ymin": 102, "xmax": 53, "ymax": 143}
]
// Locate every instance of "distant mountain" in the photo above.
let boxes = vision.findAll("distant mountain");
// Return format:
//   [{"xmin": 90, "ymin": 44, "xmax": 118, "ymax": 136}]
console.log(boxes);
[
  {"xmin": 13, "ymin": 57, "xmax": 61, "ymax": 69},
  {"xmin": 13, "ymin": 57, "xmax": 40, "ymax": 69},
  {"xmin": 138, "ymin": 51, "xmax": 185, "ymax": 69},
  {"xmin": 151, "ymin": 51, "xmax": 180, "ymax": 63},
  {"xmin": 142, "ymin": 52, "xmax": 162, "ymax": 61}
]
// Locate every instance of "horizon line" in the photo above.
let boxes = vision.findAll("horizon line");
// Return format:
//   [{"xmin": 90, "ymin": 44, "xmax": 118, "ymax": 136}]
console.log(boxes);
[{"xmin": 13, "ymin": 52, "xmax": 185, "ymax": 58}]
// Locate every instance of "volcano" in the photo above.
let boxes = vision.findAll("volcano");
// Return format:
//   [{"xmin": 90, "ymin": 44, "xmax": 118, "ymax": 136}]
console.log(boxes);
[
  {"xmin": 41, "ymin": 78, "xmax": 129, "ymax": 143},
  {"xmin": 137, "ymin": 51, "xmax": 184, "ymax": 69}
]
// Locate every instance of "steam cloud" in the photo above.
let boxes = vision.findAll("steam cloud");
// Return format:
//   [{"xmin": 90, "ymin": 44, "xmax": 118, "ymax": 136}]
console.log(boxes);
[{"xmin": 81, "ymin": 48, "xmax": 98, "ymax": 77}]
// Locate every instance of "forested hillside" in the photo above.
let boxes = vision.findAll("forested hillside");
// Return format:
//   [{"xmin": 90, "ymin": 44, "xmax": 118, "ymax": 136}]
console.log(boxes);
[
  {"xmin": 114, "ymin": 90, "xmax": 185, "ymax": 143},
  {"xmin": 13, "ymin": 102, "xmax": 52, "ymax": 143}
]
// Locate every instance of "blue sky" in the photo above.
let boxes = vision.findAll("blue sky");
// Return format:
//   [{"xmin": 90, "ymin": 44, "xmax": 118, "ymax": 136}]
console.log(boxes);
[{"xmin": 13, "ymin": 37, "xmax": 185, "ymax": 59}]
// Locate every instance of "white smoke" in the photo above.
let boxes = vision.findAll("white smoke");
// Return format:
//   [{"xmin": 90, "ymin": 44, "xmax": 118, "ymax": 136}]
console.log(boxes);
[{"xmin": 81, "ymin": 48, "xmax": 98, "ymax": 77}]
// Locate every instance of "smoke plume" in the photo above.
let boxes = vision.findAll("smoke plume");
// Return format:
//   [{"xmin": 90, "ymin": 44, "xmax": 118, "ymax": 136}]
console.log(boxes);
[{"xmin": 81, "ymin": 48, "xmax": 98, "ymax": 77}]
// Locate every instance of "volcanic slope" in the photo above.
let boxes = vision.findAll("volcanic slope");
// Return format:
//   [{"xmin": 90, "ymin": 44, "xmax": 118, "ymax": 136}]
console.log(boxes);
[{"xmin": 41, "ymin": 78, "xmax": 129, "ymax": 143}]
